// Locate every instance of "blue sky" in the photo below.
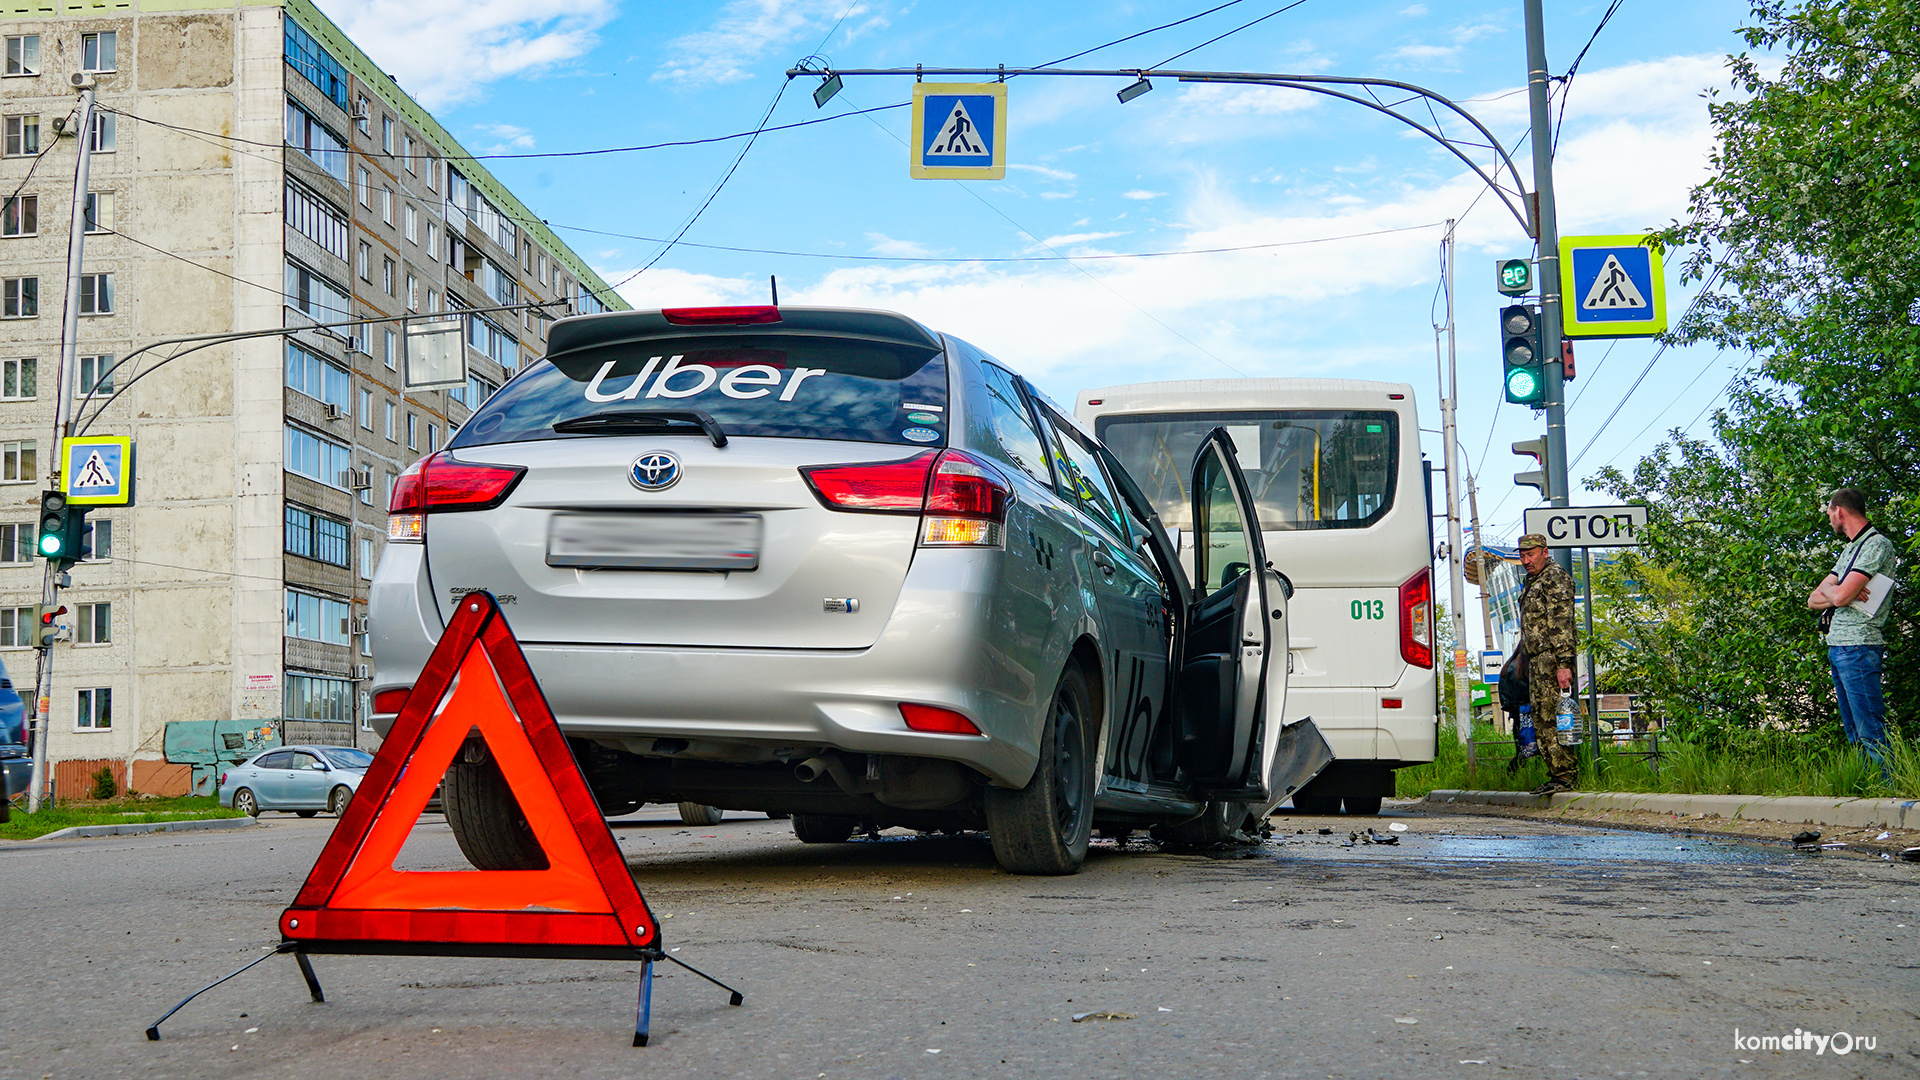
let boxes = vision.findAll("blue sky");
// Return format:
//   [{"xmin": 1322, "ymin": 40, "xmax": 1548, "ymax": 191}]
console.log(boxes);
[{"xmin": 317, "ymin": 0, "xmax": 1760, "ymax": 562}]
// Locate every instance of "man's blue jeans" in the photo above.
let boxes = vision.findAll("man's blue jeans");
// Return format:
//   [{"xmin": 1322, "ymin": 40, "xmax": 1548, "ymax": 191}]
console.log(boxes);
[{"xmin": 1828, "ymin": 645, "xmax": 1886, "ymax": 764}]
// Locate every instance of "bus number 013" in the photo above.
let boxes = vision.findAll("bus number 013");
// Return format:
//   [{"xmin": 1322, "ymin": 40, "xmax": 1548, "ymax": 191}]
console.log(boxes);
[{"xmin": 1350, "ymin": 599, "xmax": 1385, "ymax": 620}]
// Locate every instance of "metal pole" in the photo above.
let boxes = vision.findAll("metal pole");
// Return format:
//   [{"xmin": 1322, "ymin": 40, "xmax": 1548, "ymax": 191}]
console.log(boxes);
[
  {"xmin": 1582, "ymin": 547, "xmax": 1600, "ymax": 762},
  {"xmin": 1465, "ymin": 467, "xmax": 1496, "ymax": 654},
  {"xmin": 1523, "ymin": 0, "xmax": 1572, "ymax": 574},
  {"xmin": 1436, "ymin": 222, "xmax": 1472, "ymax": 761},
  {"xmin": 28, "ymin": 86, "xmax": 97, "ymax": 813}
]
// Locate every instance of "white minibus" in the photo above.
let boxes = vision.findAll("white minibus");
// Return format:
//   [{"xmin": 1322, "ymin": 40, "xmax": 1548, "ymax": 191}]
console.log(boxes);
[{"xmin": 1076, "ymin": 379, "xmax": 1436, "ymax": 814}]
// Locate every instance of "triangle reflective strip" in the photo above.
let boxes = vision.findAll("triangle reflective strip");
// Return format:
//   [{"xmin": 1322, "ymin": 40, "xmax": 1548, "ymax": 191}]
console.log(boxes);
[{"xmin": 281, "ymin": 592, "xmax": 657, "ymax": 954}]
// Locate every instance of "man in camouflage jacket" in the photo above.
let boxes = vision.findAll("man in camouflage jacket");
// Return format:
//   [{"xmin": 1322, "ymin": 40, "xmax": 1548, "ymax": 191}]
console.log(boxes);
[{"xmin": 1517, "ymin": 533, "xmax": 1579, "ymax": 793}]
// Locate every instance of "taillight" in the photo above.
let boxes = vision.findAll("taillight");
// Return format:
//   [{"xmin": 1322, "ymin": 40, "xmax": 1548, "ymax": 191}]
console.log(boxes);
[
  {"xmin": 920, "ymin": 450, "xmax": 1010, "ymax": 548},
  {"xmin": 661, "ymin": 306, "xmax": 782, "ymax": 325},
  {"xmin": 373, "ymin": 688, "xmax": 410, "ymax": 714},
  {"xmin": 388, "ymin": 453, "xmax": 526, "ymax": 541},
  {"xmin": 1399, "ymin": 567, "xmax": 1433, "ymax": 668},
  {"xmin": 218, "ymin": 771, "xmax": 228, "ymax": 787},
  {"xmin": 800, "ymin": 452, "xmax": 937, "ymax": 513},
  {"xmin": 899, "ymin": 703, "xmax": 982, "ymax": 735}
]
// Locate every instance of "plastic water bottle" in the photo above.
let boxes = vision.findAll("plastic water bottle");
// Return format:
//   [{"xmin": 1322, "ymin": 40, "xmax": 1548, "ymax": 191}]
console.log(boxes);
[
  {"xmin": 1517, "ymin": 704, "xmax": 1536, "ymax": 748},
  {"xmin": 1556, "ymin": 692, "xmax": 1581, "ymax": 745}
]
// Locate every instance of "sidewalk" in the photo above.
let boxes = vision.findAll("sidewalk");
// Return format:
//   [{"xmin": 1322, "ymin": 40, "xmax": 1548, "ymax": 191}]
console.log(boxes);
[{"xmin": 1425, "ymin": 789, "xmax": 1920, "ymax": 832}]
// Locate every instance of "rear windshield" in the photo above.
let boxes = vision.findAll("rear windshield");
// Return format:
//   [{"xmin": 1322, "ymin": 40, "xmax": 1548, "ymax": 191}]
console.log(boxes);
[
  {"xmin": 450, "ymin": 336, "xmax": 949, "ymax": 449},
  {"xmin": 1095, "ymin": 410, "xmax": 1398, "ymax": 532}
]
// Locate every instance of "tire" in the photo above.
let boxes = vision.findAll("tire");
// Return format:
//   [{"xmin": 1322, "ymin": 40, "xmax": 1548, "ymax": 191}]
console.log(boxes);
[
  {"xmin": 295, "ymin": 810, "xmax": 318, "ymax": 819},
  {"xmin": 677, "ymin": 802, "xmax": 724, "ymax": 826},
  {"xmin": 444, "ymin": 758, "xmax": 549, "ymax": 871},
  {"xmin": 1292, "ymin": 794, "xmax": 1342, "ymax": 815},
  {"xmin": 791, "ymin": 814, "xmax": 857, "ymax": 843},
  {"xmin": 1344, "ymin": 795, "xmax": 1384, "ymax": 816},
  {"xmin": 985, "ymin": 665, "xmax": 1098, "ymax": 875},
  {"xmin": 328, "ymin": 786, "xmax": 352, "ymax": 816},
  {"xmin": 233, "ymin": 788, "xmax": 259, "ymax": 817},
  {"xmin": 1152, "ymin": 801, "xmax": 1251, "ymax": 846},
  {"xmin": 766, "ymin": 811, "xmax": 790, "ymax": 820}
]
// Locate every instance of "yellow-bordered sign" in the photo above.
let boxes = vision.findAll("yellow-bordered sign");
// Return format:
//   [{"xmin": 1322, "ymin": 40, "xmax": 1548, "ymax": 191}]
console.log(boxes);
[
  {"xmin": 1559, "ymin": 234, "xmax": 1667, "ymax": 339},
  {"xmin": 910, "ymin": 82, "xmax": 1006, "ymax": 180},
  {"xmin": 61, "ymin": 435, "xmax": 134, "ymax": 506}
]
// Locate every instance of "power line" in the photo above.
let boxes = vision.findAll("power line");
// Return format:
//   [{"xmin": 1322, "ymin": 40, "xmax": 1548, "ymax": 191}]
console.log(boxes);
[
  {"xmin": 1552, "ymin": 0, "xmax": 1625, "ymax": 151},
  {"xmin": 1039, "ymin": 0, "xmax": 1253, "ymax": 67},
  {"xmin": 1566, "ymin": 265, "xmax": 1722, "ymax": 468},
  {"xmin": 1609, "ymin": 346, "xmax": 1726, "ymax": 452},
  {"xmin": 1151, "ymin": 0, "xmax": 1313, "ymax": 68}
]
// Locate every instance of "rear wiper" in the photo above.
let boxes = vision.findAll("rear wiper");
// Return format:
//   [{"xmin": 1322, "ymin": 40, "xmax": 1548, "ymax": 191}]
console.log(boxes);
[{"xmin": 550, "ymin": 408, "xmax": 728, "ymax": 448}]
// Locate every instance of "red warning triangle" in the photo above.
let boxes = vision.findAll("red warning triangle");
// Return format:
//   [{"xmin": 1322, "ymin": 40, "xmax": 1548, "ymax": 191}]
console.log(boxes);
[{"xmin": 280, "ymin": 592, "xmax": 658, "ymax": 958}]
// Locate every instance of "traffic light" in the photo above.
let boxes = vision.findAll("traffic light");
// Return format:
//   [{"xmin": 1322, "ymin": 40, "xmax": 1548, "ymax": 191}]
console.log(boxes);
[
  {"xmin": 30, "ymin": 604, "xmax": 65, "ymax": 648},
  {"xmin": 1496, "ymin": 257, "xmax": 1533, "ymax": 297},
  {"xmin": 1513, "ymin": 438, "xmax": 1547, "ymax": 498},
  {"xmin": 35, "ymin": 491, "xmax": 88, "ymax": 569},
  {"xmin": 1501, "ymin": 304, "xmax": 1545, "ymax": 406}
]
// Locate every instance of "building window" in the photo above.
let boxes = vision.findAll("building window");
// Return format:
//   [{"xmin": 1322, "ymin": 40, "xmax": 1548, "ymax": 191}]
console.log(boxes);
[
  {"xmin": 358, "ymin": 463, "xmax": 373, "ymax": 505},
  {"xmin": 0, "ymin": 606, "xmax": 32, "ymax": 646},
  {"xmin": 78, "ymin": 354, "xmax": 114, "ymax": 396},
  {"xmin": 1, "ymin": 440, "xmax": 34, "ymax": 482},
  {"xmin": 4, "ymin": 115, "xmax": 38, "ymax": 156},
  {"xmin": 284, "ymin": 99, "xmax": 345, "ymax": 180},
  {"xmin": 402, "ymin": 134, "xmax": 415, "ymax": 173},
  {"xmin": 355, "ymin": 166, "xmax": 369, "ymax": 207},
  {"xmin": 354, "ymin": 94, "xmax": 370, "ymax": 134},
  {"xmin": 1, "ymin": 195, "xmax": 33, "ymax": 236},
  {"xmin": 383, "ymin": 400, "xmax": 395, "ymax": 441},
  {"xmin": 406, "ymin": 274, "xmax": 417, "ymax": 312},
  {"xmin": 384, "ymin": 471, "xmax": 396, "ymax": 506},
  {"xmin": 284, "ymin": 341, "xmax": 349, "ymax": 408},
  {"xmin": 88, "ymin": 111, "xmax": 114, "ymax": 153},
  {"xmin": 284, "ymin": 180, "xmax": 348, "ymax": 260},
  {"xmin": 285, "ymin": 673, "xmax": 353, "ymax": 724},
  {"xmin": 284, "ymin": 261, "xmax": 349, "ymax": 324},
  {"xmin": 284, "ymin": 424, "xmax": 349, "ymax": 488},
  {"xmin": 426, "ymin": 288, "xmax": 437, "ymax": 314},
  {"xmin": 285, "ymin": 589, "xmax": 350, "ymax": 645},
  {"xmin": 381, "ymin": 256, "xmax": 394, "ymax": 296},
  {"xmin": 356, "ymin": 240, "xmax": 370, "ymax": 281},
  {"xmin": 380, "ymin": 186, "xmax": 392, "ymax": 226},
  {"xmin": 404, "ymin": 203, "xmax": 416, "ymax": 243},
  {"xmin": 381, "ymin": 115, "xmax": 393, "ymax": 155},
  {"xmin": 425, "ymin": 222, "xmax": 438, "ymax": 260},
  {"xmin": 80, "ymin": 31, "xmax": 116, "ymax": 72},
  {"xmin": 382, "ymin": 329, "xmax": 396, "ymax": 370},
  {"xmin": 427, "ymin": 423, "xmax": 438, "ymax": 452},
  {"xmin": 82, "ymin": 518, "xmax": 111, "ymax": 561},
  {"xmin": 75, "ymin": 601, "xmax": 109, "ymax": 644},
  {"xmin": 0, "ymin": 357, "xmax": 33, "ymax": 399},
  {"xmin": 285, "ymin": 504, "xmax": 350, "ymax": 567},
  {"xmin": 406, "ymin": 412, "xmax": 417, "ymax": 450},
  {"xmin": 358, "ymin": 537, "xmax": 373, "ymax": 580},
  {"xmin": 283, "ymin": 18, "xmax": 348, "ymax": 108},
  {"xmin": 78, "ymin": 273, "xmax": 112, "ymax": 315},
  {"xmin": 83, "ymin": 191, "xmax": 111, "ymax": 233},
  {"xmin": 4, "ymin": 35, "xmax": 39, "ymax": 77},
  {"xmin": 452, "ymin": 372, "xmax": 497, "ymax": 408},
  {"xmin": 3, "ymin": 277, "xmax": 37, "ymax": 318},
  {"xmin": 76, "ymin": 687, "xmax": 110, "ymax": 729},
  {"xmin": 357, "ymin": 387, "xmax": 372, "ymax": 429},
  {"xmin": 0, "ymin": 523, "xmax": 34, "ymax": 562}
]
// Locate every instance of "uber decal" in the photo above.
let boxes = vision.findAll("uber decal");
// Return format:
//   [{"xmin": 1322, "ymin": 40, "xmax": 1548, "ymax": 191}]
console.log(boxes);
[{"xmin": 584, "ymin": 357, "xmax": 827, "ymax": 403}]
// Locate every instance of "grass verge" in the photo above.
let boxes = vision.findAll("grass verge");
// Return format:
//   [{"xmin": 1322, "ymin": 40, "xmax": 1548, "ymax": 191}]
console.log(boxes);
[
  {"xmin": 1397, "ymin": 723, "xmax": 1919, "ymax": 801},
  {"xmin": 0, "ymin": 795, "xmax": 244, "ymax": 841}
]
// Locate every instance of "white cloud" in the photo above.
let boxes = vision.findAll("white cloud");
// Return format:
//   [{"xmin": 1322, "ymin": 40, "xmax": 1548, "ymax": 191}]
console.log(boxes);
[
  {"xmin": 1009, "ymin": 163, "xmax": 1077, "ymax": 182},
  {"xmin": 474, "ymin": 122, "xmax": 535, "ymax": 151},
  {"xmin": 1035, "ymin": 231, "xmax": 1126, "ymax": 248},
  {"xmin": 311, "ymin": 0, "xmax": 614, "ymax": 109},
  {"xmin": 1121, "ymin": 190, "xmax": 1164, "ymax": 200},
  {"xmin": 607, "ymin": 267, "xmax": 761, "ymax": 310},
  {"xmin": 1385, "ymin": 43, "xmax": 1459, "ymax": 64},
  {"xmin": 654, "ymin": 0, "xmax": 881, "ymax": 85},
  {"xmin": 1400, "ymin": 4, "xmax": 1428, "ymax": 14},
  {"xmin": 866, "ymin": 233, "xmax": 940, "ymax": 258}
]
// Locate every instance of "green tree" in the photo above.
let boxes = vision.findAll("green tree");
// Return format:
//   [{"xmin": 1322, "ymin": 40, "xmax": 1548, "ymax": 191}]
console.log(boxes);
[{"xmin": 1592, "ymin": 0, "xmax": 1916, "ymax": 737}]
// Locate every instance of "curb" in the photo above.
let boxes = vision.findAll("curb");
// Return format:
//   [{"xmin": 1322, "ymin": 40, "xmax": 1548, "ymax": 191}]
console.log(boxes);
[
  {"xmin": 29, "ymin": 816, "xmax": 258, "ymax": 842},
  {"xmin": 1425, "ymin": 790, "xmax": 1920, "ymax": 831}
]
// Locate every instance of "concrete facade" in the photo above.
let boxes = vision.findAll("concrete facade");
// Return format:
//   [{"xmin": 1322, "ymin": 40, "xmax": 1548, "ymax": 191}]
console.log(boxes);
[{"xmin": 0, "ymin": 0, "xmax": 620, "ymax": 795}]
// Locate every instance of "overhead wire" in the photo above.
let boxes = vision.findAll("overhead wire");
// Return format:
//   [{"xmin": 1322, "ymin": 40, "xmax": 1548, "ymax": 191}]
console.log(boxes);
[
  {"xmin": 1149, "ymin": 0, "xmax": 1312, "ymax": 68},
  {"xmin": 1552, "ymin": 0, "xmax": 1624, "ymax": 151},
  {"xmin": 1567, "ymin": 264, "xmax": 1723, "ymax": 468}
]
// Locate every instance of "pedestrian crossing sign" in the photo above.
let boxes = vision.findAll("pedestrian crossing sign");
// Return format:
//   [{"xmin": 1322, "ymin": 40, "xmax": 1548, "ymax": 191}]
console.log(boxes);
[
  {"xmin": 1558, "ymin": 234, "xmax": 1667, "ymax": 339},
  {"xmin": 911, "ymin": 82, "xmax": 1006, "ymax": 179},
  {"xmin": 60, "ymin": 435, "xmax": 134, "ymax": 506}
]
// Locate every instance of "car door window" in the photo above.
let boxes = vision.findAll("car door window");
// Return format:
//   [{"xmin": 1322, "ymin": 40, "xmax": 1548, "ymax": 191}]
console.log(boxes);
[
  {"xmin": 292, "ymin": 752, "xmax": 325, "ymax": 771},
  {"xmin": 1194, "ymin": 441, "xmax": 1254, "ymax": 598},
  {"xmin": 1042, "ymin": 413, "xmax": 1131, "ymax": 541},
  {"xmin": 980, "ymin": 363, "xmax": 1051, "ymax": 484},
  {"xmin": 253, "ymin": 751, "xmax": 290, "ymax": 770}
]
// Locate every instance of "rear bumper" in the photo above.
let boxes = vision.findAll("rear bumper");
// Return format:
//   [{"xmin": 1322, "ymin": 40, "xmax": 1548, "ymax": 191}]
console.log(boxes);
[
  {"xmin": 369, "ymin": 544, "xmax": 1048, "ymax": 788},
  {"xmin": 1285, "ymin": 665, "xmax": 1439, "ymax": 766}
]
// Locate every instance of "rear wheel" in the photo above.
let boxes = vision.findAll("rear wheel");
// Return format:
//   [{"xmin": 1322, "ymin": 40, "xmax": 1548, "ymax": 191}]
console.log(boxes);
[
  {"xmin": 791, "ymin": 814, "xmax": 857, "ymax": 843},
  {"xmin": 1343, "ymin": 795, "xmax": 1383, "ymax": 816},
  {"xmin": 1291, "ymin": 794, "xmax": 1342, "ymax": 815},
  {"xmin": 986, "ymin": 665, "xmax": 1097, "ymax": 875},
  {"xmin": 677, "ymin": 802, "xmax": 724, "ymax": 826},
  {"xmin": 233, "ymin": 788, "xmax": 259, "ymax": 817},
  {"xmin": 1151, "ymin": 801, "xmax": 1251, "ymax": 846},
  {"xmin": 444, "ymin": 759, "xmax": 548, "ymax": 871}
]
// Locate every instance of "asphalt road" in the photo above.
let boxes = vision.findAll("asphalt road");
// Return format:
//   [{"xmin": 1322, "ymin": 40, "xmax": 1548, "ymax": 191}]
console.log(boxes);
[{"xmin": 2, "ymin": 804, "xmax": 1915, "ymax": 1079}]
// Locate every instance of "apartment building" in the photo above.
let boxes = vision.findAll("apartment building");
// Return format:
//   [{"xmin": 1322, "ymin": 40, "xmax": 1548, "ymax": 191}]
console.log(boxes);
[{"xmin": 0, "ymin": 0, "xmax": 621, "ymax": 795}]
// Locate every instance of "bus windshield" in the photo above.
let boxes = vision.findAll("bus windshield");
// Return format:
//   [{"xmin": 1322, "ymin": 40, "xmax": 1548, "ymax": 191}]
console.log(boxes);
[{"xmin": 1095, "ymin": 410, "xmax": 1398, "ymax": 532}]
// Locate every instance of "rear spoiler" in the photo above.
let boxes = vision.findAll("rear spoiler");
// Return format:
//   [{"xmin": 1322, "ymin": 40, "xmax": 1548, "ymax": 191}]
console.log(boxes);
[{"xmin": 546, "ymin": 307, "xmax": 945, "ymax": 363}]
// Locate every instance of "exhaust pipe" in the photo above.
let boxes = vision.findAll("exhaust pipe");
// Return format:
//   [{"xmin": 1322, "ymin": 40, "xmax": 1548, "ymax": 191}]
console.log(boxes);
[
  {"xmin": 794, "ymin": 753, "xmax": 873, "ymax": 795},
  {"xmin": 794, "ymin": 756, "xmax": 835, "ymax": 784}
]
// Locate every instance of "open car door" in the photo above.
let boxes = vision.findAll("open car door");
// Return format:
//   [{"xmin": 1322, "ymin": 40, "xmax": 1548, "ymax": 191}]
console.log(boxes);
[{"xmin": 1177, "ymin": 429, "xmax": 1331, "ymax": 808}]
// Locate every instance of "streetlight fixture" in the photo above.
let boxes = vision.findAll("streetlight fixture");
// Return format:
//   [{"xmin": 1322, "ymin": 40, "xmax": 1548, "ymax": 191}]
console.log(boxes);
[
  {"xmin": 1116, "ymin": 76, "xmax": 1153, "ymax": 104},
  {"xmin": 812, "ymin": 73, "xmax": 843, "ymax": 109}
]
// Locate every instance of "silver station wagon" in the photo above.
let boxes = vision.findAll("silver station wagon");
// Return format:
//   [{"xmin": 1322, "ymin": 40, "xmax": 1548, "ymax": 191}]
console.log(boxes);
[{"xmin": 370, "ymin": 306, "xmax": 1330, "ymax": 874}]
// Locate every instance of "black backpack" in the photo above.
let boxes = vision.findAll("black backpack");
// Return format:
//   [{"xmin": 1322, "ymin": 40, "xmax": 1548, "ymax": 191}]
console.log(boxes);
[{"xmin": 1499, "ymin": 648, "xmax": 1531, "ymax": 715}]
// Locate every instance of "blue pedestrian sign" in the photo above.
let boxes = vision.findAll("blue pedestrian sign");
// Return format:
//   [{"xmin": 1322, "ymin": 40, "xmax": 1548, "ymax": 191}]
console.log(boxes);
[
  {"xmin": 1558, "ymin": 235, "xmax": 1667, "ymax": 338},
  {"xmin": 61, "ymin": 435, "xmax": 134, "ymax": 506},
  {"xmin": 910, "ymin": 82, "xmax": 1006, "ymax": 180}
]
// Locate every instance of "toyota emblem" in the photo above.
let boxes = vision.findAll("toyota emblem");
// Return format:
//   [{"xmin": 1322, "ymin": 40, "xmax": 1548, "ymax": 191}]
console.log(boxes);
[{"xmin": 629, "ymin": 451, "xmax": 682, "ymax": 491}]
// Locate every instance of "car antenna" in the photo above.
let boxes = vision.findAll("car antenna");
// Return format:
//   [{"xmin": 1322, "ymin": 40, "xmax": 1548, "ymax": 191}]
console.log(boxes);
[{"xmin": 769, "ymin": 274, "xmax": 778, "ymax": 306}]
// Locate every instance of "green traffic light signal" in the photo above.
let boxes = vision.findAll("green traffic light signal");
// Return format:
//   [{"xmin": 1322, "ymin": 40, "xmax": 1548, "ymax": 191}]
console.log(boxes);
[
  {"xmin": 1501, "ymin": 304, "xmax": 1545, "ymax": 406},
  {"xmin": 1497, "ymin": 257, "xmax": 1533, "ymax": 297},
  {"xmin": 36, "ymin": 490, "xmax": 85, "ymax": 567}
]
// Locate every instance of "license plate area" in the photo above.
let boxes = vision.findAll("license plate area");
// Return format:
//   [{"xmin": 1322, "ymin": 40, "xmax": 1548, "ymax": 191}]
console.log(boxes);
[{"xmin": 546, "ymin": 513, "xmax": 762, "ymax": 571}]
